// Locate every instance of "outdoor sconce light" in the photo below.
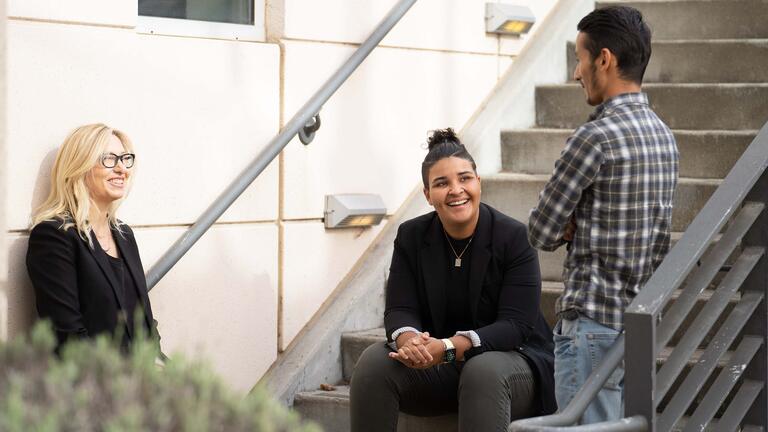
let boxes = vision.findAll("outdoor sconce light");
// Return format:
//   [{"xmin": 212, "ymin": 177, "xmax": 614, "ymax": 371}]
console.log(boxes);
[
  {"xmin": 485, "ymin": 3, "xmax": 535, "ymax": 37},
  {"xmin": 324, "ymin": 193, "xmax": 387, "ymax": 229}
]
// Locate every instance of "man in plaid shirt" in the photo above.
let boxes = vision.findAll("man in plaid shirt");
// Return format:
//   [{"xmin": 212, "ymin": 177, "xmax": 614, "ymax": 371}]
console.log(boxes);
[{"xmin": 528, "ymin": 6, "xmax": 678, "ymax": 424}]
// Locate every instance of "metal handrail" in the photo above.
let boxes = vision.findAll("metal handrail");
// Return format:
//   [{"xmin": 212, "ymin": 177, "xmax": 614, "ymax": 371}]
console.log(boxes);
[
  {"xmin": 509, "ymin": 335, "xmax": 647, "ymax": 432},
  {"xmin": 623, "ymin": 121, "xmax": 768, "ymax": 428},
  {"xmin": 145, "ymin": 0, "xmax": 418, "ymax": 289}
]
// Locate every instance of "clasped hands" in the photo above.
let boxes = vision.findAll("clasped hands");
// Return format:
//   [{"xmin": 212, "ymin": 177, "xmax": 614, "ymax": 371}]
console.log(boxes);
[{"xmin": 388, "ymin": 332, "xmax": 445, "ymax": 369}]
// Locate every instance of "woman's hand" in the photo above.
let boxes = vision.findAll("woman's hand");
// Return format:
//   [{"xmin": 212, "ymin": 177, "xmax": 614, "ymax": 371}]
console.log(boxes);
[
  {"xmin": 389, "ymin": 335, "xmax": 445, "ymax": 369},
  {"xmin": 390, "ymin": 332, "xmax": 432, "ymax": 367}
]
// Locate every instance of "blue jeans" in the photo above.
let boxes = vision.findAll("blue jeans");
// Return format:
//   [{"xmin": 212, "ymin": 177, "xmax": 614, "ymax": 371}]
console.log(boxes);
[{"xmin": 553, "ymin": 315, "xmax": 624, "ymax": 424}]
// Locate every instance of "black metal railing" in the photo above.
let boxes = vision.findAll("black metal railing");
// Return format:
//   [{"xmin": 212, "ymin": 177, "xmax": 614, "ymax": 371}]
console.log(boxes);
[
  {"xmin": 625, "ymin": 121, "xmax": 768, "ymax": 430},
  {"xmin": 511, "ymin": 121, "xmax": 768, "ymax": 431},
  {"xmin": 144, "ymin": 0, "xmax": 418, "ymax": 289}
]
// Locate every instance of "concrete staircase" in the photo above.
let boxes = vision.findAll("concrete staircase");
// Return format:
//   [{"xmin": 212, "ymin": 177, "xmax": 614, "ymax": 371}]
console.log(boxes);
[{"xmin": 293, "ymin": 1, "xmax": 768, "ymax": 430}]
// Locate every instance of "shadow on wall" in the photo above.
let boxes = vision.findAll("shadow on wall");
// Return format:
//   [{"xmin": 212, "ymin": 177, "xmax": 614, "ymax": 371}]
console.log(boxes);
[
  {"xmin": 6, "ymin": 235, "xmax": 36, "ymax": 338},
  {"xmin": 29, "ymin": 148, "xmax": 59, "ymax": 225},
  {"xmin": 5, "ymin": 147, "xmax": 59, "ymax": 338}
]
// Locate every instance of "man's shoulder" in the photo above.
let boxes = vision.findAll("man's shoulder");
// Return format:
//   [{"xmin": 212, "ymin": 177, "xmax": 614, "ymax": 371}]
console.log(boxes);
[
  {"xmin": 569, "ymin": 121, "xmax": 610, "ymax": 146},
  {"xmin": 592, "ymin": 103, "xmax": 673, "ymax": 137}
]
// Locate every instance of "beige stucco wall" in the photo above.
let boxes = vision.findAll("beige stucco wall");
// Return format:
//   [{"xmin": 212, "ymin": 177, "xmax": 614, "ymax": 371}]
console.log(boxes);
[
  {"xmin": 0, "ymin": 0, "xmax": 7, "ymax": 340},
  {"xmin": 2, "ymin": 0, "xmax": 555, "ymax": 392}
]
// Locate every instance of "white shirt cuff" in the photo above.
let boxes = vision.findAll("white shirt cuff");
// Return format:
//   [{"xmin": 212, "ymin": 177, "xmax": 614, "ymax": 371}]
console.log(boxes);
[
  {"xmin": 388, "ymin": 326, "xmax": 421, "ymax": 350},
  {"xmin": 455, "ymin": 330, "xmax": 481, "ymax": 348}
]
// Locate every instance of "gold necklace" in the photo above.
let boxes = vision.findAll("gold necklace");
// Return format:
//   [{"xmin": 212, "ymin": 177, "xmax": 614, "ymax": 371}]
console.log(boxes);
[{"xmin": 443, "ymin": 229, "xmax": 473, "ymax": 268}]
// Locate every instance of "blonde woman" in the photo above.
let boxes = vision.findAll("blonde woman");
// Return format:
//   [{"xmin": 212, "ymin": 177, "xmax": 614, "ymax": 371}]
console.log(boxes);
[{"xmin": 26, "ymin": 124, "xmax": 158, "ymax": 352}]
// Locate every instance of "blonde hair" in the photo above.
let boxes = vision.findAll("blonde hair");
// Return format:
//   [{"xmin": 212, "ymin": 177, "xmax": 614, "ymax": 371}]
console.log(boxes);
[{"xmin": 31, "ymin": 123, "xmax": 135, "ymax": 246}]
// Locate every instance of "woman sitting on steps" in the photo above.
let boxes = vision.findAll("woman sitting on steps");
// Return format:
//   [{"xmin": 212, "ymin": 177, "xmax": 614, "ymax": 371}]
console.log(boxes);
[{"xmin": 350, "ymin": 128, "xmax": 555, "ymax": 432}]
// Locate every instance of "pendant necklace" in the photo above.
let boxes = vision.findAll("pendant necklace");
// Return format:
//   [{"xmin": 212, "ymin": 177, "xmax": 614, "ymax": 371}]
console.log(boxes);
[{"xmin": 443, "ymin": 229, "xmax": 473, "ymax": 268}]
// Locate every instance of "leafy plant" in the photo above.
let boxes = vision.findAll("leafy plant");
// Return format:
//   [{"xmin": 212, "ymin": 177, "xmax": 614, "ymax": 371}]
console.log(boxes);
[{"xmin": 0, "ymin": 322, "xmax": 320, "ymax": 432}]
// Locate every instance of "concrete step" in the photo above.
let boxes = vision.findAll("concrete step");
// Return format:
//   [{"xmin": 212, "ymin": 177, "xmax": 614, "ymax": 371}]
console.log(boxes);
[
  {"xmin": 293, "ymin": 385, "xmax": 457, "ymax": 432},
  {"xmin": 501, "ymin": 128, "xmax": 755, "ymax": 179},
  {"xmin": 535, "ymin": 84, "xmax": 768, "ymax": 130},
  {"xmin": 342, "ymin": 328, "xmax": 386, "ymax": 382},
  {"xmin": 565, "ymin": 39, "xmax": 768, "ymax": 83},
  {"xmin": 481, "ymin": 173, "xmax": 718, "ymax": 233},
  {"xmin": 340, "ymin": 281, "xmax": 738, "ymax": 382},
  {"xmin": 596, "ymin": 1, "xmax": 768, "ymax": 40}
]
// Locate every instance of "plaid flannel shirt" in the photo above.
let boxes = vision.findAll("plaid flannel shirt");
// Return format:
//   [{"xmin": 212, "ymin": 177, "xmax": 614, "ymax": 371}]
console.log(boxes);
[{"xmin": 528, "ymin": 92, "xmax": 679, "ymax": 331}]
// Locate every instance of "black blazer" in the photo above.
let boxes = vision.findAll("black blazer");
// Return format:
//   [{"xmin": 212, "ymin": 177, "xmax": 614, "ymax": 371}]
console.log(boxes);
[
  {"xmin": 384, "ymin": 203, "xmax": 555, "ymax": 414},
  {"xmin": 26, "ymin": 218, "xmax": 157, "ymax": 350}
]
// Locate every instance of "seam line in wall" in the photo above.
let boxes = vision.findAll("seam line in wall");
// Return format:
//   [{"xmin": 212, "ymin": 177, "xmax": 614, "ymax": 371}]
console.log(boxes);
[
  {"xmin": 8, "ymin": 16, "xmax": 133, "ymax": 30},
  {"xmin": 277, "ymin": 39, "xmax": 287, "ymax": 352},
  {"xmin": 8, "ymin": 220, "xmax": 281, "ymax": 234},
  {"xmin": 8, "ymin": 16, "xmax": 272, "ymax": 45},
  {"xmin": 8, "ymin": 217, "xmax": 395, "ymax": 234},
  {"xmin": 282, "ymin": 37, "xmax": 518, "ymax": 57}
]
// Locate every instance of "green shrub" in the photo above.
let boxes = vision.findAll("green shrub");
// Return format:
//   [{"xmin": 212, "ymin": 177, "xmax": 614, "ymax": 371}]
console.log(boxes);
[{"xmin": 0, "ymin": 322, "xmax": 320, "ymax": 432}]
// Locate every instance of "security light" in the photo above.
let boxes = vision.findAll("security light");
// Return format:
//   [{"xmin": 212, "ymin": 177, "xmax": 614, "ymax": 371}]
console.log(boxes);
[
  {"xmin": 324, "ymin": 194, "xmax": 387, "ymax": 229},
  {"xmin": 485, "ymin": 3, "xmax": 535, "ymax": 37}
]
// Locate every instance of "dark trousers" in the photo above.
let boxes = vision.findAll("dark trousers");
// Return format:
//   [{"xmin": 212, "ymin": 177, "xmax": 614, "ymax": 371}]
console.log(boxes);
[{"xmin": 350, "ymin": 343, "xmax": 536, "ymax": 432}]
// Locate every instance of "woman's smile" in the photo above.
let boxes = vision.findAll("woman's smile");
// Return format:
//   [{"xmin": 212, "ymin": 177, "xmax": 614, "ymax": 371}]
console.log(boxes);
[{"xmin": 424, "ymin": 156, "xmax": 481, "ymax": 238}]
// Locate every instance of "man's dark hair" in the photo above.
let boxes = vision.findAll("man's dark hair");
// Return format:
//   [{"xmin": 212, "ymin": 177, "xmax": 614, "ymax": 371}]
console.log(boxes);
[
  {"xmin": 577, "ymin": 5, "xmax": 652, "ymax": 84},
  {"xmin": 421, "ymin": 128, "xmax": 477, "ymax": 188}
]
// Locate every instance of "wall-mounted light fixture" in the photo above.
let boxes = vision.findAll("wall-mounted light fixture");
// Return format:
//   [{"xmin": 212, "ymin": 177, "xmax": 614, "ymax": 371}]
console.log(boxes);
[
  {"xmin": 485, "ymin": 3, "xmax": 535, "ymax": 37},
  {"xmin": 324, "ymin": 194, "xmax": 387, "ymax": 229}
]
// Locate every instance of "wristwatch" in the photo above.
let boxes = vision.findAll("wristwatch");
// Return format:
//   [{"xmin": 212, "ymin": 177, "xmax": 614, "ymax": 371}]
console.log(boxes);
[{"xmin": 441, "ymin": 338, "xmax": 456, "ymax": 363}]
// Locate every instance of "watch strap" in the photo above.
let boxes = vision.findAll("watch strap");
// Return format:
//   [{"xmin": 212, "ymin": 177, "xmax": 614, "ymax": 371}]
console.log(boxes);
[{"xmin": 441, "ymin": 338, "xmax": 456, "ymax": 363}]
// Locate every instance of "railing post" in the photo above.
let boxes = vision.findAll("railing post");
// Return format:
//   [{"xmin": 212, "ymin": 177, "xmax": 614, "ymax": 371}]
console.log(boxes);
[
  {"xmin": 625, "ymin": 311, "xmax": 656, "ymax": 431},
  {"xmin": 742, "ymin": 170, "xmax": 768, "ymax": 429}
]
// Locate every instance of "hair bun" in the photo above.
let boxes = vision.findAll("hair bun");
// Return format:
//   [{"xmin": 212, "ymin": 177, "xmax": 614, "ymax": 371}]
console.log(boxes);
[{"xmin": 427, "ymin": 128, "xmax": 460, "ymax": 150}]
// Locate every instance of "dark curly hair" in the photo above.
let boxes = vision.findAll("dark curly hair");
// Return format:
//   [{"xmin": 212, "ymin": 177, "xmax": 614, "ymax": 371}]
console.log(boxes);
[{"xmin": 421, "ymin": 128, "xmax": 477, "ymax": 188}]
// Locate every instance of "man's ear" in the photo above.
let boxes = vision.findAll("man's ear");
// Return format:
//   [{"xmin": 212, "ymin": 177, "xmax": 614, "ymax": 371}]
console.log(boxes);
[
  {"xmin": 423, "ymin": 187, "xmax": 432, "ymax": 206},
  {"xmin": 599, "ymin": 48, "xmax": 613, "ymax": 71}
]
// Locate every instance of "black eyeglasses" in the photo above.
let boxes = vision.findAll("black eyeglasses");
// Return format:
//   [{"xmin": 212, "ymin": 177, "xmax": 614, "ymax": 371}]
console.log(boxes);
[{"xmin": 101, "ymin": 153, "xmax": 135, "ymax": 169}]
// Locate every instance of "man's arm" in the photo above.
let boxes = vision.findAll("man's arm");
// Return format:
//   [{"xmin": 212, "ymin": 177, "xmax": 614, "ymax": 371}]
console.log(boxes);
[{"xmin": 528, "ymin": 127, "xmax": 604, "ymax": 251}]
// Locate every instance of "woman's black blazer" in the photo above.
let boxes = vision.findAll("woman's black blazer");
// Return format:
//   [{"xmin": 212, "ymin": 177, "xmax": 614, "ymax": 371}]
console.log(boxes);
[
  {"xmin": 384, "ymin": 203, "xmax": 555, "ymax": 414},
  {"xmin": 26, "ymin": 219, "xmax": 156, "ymax": 350}
]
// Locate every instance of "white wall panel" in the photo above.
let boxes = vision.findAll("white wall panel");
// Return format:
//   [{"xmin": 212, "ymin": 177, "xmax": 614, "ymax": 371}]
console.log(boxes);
[
  {"xmin": 281, "ymin": 220, "xmax": 385, "ymax": 349},
  {"xmin": 283, "ymin": 0, "xmax": 558, "ymax": 55},
  {"xmin": 0, "ymin": 0, "xmax": 6, "ymax": 284},
  {"xmin": 499, "ymin": 55, "xmax": 514, "ymax": 78},
  {"xmin": 6, "ymin": 20, "xmax": 280, "ymax": 230},
  {"xmin": 284, "ymin": 0, "xmax": 498, "ymax": 54},
  {"xmin": 137, "ymin": 223, "xmax": 278, "ymax": 393},
  {"xmin": 0, "ymin": 0, "xmax": 6, "ymax": 341},
  {"xmin": 282, "ymin": 41, "xmax": 498, "ymax": 220},
  {"xmin": 8, "ymin": 0, "xmax": 137, "ymax": 27}
]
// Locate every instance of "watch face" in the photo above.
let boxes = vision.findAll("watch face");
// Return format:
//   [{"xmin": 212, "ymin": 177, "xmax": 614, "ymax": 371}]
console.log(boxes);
[{"xmin": 444, "ymin": 349, "xmax": 456, "ymax": 363}]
